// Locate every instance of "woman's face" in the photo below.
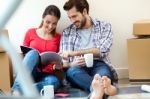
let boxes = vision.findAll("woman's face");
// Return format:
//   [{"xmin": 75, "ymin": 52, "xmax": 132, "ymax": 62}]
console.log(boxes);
[{"xmin": 42, "ymin": 15, "xmax": 59, "ymax": 33}]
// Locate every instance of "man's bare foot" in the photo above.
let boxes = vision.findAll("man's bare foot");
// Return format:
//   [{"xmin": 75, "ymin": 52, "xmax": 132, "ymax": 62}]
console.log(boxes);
[
  {"xmin": 102, "ymin": 76, "xmax": 117, "ymax": 96},
  {"xmin": 90, "ymin": 74, "xmax": 104, "ymax": 99},
  {"xmin": 102, "ymin": 76, "xmax": 111, "ymax": 89}
]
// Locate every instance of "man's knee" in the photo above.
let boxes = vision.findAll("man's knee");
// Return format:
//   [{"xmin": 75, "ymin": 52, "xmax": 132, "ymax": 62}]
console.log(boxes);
[
  {"xmin": 96, "ymin": 63, "xmax": 113, "ymax": 80},
  {"xmin": 99, "ymin": 68, "xmax": 113, "ymax": 81},
  {"xmin": 66, "ymin": 66, "xmax": 80, "ymax": 77}
]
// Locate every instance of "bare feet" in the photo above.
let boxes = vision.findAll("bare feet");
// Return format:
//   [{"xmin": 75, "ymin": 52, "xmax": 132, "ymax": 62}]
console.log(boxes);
[
  {"xmin": 90, "ymin": 74, "xmax": 104, "ymax": 99},
  {"xmin": 90, "ymin": 74, "xmax": 117, "ymax": 99}
]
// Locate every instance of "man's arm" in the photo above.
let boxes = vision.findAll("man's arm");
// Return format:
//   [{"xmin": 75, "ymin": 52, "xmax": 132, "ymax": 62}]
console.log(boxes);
[
  {"xmin": 68, "ymin": 48, "xmax": 100, "ymax": 57},
  {"xmin": 60, "ymin": 48, "xmax": 100, "ymax": 68}
]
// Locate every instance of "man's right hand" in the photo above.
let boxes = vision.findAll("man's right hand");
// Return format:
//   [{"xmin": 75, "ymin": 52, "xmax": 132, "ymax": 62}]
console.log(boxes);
[
  {"xmin": 70, "ymin": 56, "xmax": 86, "ymax": 67},
  {"xmin": 59, "ymin": 51, "xmax": 73, "ymax": 58}
]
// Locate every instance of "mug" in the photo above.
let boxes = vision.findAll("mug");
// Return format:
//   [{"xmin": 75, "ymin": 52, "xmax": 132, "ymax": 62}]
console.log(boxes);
[
  {"xmin": 84, "ymin": 53, "xmax": 93, "ymax": 67},
  {"xmin": 40, "ymin": 85, "xmax": 54, "ymax": 98}
]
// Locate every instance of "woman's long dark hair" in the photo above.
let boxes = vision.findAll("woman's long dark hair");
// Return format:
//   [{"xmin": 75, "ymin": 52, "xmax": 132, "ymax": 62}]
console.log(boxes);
[{"xmin": 39, "ymin": 5, "xmax": 61, "ymax": 36}]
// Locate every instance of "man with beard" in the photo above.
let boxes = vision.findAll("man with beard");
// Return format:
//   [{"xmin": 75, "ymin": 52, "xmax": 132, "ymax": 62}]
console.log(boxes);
[{"xmin": 59, "ymin": 0, "xmax": 118, "ymax": 98}]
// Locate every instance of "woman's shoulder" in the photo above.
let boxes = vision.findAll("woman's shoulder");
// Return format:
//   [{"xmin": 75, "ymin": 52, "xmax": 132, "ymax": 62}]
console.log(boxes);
[
  {"xmin": 26, "ymin": 28, "xmax": 36, "ymax": 32},
  {"xmin": 55, "ymin": 32, "xmax": 61, "ymax": 38},
  {"xmin": 25, "ymin": 28, "xmax": 37, "ymax": 36}
]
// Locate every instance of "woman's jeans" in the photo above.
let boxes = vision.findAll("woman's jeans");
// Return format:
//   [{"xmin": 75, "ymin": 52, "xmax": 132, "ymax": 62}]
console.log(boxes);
[
  {"xmin": 66, "ymin": 60, "xmax": 113, "ymax": 93},
  {"xmin": 12, "ymin": 50, "xmax": 60, "ymax": 94}
]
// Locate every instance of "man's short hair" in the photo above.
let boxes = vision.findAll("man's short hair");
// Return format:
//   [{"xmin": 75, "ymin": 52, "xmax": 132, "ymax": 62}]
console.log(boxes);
[{"xmin": 63, "ymin": 0, "xmax": 89, "ymax": 14}]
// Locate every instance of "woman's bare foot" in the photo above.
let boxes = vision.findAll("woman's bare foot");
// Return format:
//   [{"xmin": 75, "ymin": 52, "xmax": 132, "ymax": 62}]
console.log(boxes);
[{"xmin": 90, "ymin": 74, "xmax": 104, "ymax": 99}]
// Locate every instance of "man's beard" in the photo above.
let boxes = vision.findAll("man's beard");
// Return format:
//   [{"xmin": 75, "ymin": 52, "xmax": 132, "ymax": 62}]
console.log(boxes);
[
  {"xmin": 74, "ymin": 16, "xmax": 86, "ymax": 29},
  {"xmin": 79, "ymin": 16, "xmax": 86, "ymax": 29}
]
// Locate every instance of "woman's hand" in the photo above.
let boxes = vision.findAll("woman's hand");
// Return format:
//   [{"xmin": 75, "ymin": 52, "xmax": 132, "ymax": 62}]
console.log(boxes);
[{"xmin": 52, "ymin": 62, "xmax": 63, "ymax": 70}]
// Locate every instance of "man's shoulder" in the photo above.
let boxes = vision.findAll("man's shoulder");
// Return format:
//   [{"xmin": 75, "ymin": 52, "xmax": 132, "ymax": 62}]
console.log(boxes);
[
  {"xmin": 92, "ymin": 18, "xmax": 111, "ymax": 26},
  {"xmin": 62, "ymin": 24, "xmax": 75, "ymax": 34},
  {"xmin": 65, "ymin": 24, "xmax": 75, "ymax": 30}
]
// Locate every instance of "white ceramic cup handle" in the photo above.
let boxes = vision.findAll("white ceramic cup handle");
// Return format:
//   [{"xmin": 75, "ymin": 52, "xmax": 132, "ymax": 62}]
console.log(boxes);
[{"xmin": 40, "ymin": 88, "xmax": 44, "ymax": 96}]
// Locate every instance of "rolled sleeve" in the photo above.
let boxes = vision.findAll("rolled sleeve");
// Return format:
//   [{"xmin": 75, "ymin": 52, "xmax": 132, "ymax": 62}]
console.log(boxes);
[
  {"xmin": 97, "ymin": 21, "xmax": 113, "ymax": 58},
  {"xmin": 60, "ymin": 29, "xmax": 68, "ymax": 52}
]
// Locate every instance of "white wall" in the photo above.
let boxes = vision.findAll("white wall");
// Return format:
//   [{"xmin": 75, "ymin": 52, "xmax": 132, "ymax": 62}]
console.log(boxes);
[{"xmin": 3, "ymin": 0, "xmax": 150, "ymax": 77}]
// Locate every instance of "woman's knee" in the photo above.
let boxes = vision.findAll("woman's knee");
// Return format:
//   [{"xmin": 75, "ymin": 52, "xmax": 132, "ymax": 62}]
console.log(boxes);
[
  {"xmin": 23, "ymin": 50, "xmax": 39, "ymax": 65},
  {"xmin": 26, "ymin": 50, "xmax": 39, "ymax": 58},
  {"xmin": 43, "ymin": 76, "xmax": 60, "ymax": 90},
  {"xmin": 44, "ymin": 76, "xmax": 60, "ymax": 84}
]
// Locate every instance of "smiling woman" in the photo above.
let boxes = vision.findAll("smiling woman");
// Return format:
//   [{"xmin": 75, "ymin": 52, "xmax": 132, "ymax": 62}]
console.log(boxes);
[{"xmin": 11, "ymin": 5, "xmax": 62, "ymax": 96}]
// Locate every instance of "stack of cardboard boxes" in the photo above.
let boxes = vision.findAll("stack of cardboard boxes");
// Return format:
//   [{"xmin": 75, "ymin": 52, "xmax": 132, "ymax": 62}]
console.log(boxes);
[
  {"xmin": 0, "ymin": 29, "xmax": 13, "ymax": 93},
  {"xmin": 127, "ymin": 20, "xmax": 150, "ymax": 82}
]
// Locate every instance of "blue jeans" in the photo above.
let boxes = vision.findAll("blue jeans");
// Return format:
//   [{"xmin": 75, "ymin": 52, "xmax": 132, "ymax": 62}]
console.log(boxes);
[
  {"xmin": 12, "ymin": 50, "xmax": 60, "ymax": 94},
  {"xmin": 66, "ymin": 60, "xmax": 113, "ymax": 93}
]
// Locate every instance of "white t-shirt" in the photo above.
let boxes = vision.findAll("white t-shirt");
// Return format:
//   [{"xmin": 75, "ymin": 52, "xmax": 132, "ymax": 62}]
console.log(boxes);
[{"xmin": 80, "ymin": 27, "xmax": 94, "ymax": 49}]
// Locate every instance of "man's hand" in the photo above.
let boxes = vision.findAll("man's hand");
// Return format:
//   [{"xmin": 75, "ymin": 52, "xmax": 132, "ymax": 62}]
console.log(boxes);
[
  {"xmin": 71, "ymin": 57, "xmax": 86, "ymax": 67},
  {"xmin": 59, "ymin": 51, "xmax": 74, "ymax": 58}
]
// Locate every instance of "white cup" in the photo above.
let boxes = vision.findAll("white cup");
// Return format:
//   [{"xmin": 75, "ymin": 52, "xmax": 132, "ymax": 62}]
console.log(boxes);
[
  {"xmin": 84, "ymin": 53, "xmax": 93, "ymax": 67},
  {"xmin": 141, "ymin": 85, "xmax": 150, "ymax": 92},
  {"xmin": 40, "ymin": 85, "xmax": 54, "ymax": 98}
]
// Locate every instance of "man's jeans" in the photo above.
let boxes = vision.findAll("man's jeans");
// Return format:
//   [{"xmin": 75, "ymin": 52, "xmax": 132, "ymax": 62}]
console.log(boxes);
[
  {"xmin": 12, "ymin": 50, "xmax": 60, "ymax": 93},
  {"xmin": 66, "ymin": 60, "xmax": 113, "ymax": 93}
]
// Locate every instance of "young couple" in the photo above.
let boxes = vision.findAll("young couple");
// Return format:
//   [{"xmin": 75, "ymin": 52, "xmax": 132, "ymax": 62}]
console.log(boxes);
[{"xmin": 12, "ymin": 0, "xmax": 118, "ymax": 99}]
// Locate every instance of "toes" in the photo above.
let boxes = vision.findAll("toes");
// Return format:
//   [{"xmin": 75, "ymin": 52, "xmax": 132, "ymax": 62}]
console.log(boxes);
[{"xmin": 94, "ymin": 74, "xmax": 101, "ymax": 80}]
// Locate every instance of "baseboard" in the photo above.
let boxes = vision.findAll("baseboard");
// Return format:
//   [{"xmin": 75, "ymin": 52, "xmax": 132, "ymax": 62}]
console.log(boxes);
[
  {"xmin": 115, "ymin": 68, "xmax": 129, "ymax": 79},
  {"xmin": 130, "ymin": 79, "xmax": 150, "ymax": 84}
]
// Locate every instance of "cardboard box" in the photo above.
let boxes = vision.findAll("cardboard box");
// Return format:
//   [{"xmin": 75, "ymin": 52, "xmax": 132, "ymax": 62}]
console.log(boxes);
[
  {"xmin": 0, "ymin": 29, "xmax": 9, "ymax": 52},
  {"xmin": 127, "ymin": 38, "xmax": 150, "ymax": 80},
  {"xmin": 0, "ymin": 53, "xmax": 13, "ymax": 93},
  {"xmin": 133, "ymin": 19, "xmax": 150, "ymax": 36}
]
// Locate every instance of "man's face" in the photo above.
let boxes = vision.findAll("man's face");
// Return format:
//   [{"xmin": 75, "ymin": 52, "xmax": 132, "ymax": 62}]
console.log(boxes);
[{"xmin": 67, "ymin": 7, "xmax": 86, "ymax": 28}]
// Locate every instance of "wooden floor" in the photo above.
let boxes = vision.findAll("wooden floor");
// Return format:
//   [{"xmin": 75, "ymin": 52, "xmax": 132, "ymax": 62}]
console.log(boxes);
[{"xmin": 109, "ymin": 78, "xmax": 150, "ymax": 99}]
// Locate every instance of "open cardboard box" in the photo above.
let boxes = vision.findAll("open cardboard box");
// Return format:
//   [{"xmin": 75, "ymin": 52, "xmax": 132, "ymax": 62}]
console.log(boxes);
[
  {"xmin": 0, "ymin": 53, "xmax": 13, "ymax": 93},
  {"xmin": 0, "ymin": 29, "xmax": 9, "ymax": 52},
  {"xmin": 133, "ymin": 19, "xmax": 150, "ymax": 36},
  {"xmin": 0, "ymin": 29, "xmax": 13, "ymax": 93},
  {"xmin": 127, "ymin": 38, "xmax": 150, "ymax": 81}
]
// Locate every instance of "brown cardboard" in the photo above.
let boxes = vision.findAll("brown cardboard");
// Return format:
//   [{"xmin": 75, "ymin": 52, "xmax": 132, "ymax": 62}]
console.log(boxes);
[
  {"xmin": 0, "ymin": 29, "xmax": 9, "ymax": 52},
  {"xmin": 0, "ymin": 53, "xmax": 13, "ymax": 93},
  {"xmin": 133, "ymin": 19, "xmax": 150, "ymax": 35},
  {"xmin": 127, "ymin": 38, "xmax": 150, "ymax": 80}
]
